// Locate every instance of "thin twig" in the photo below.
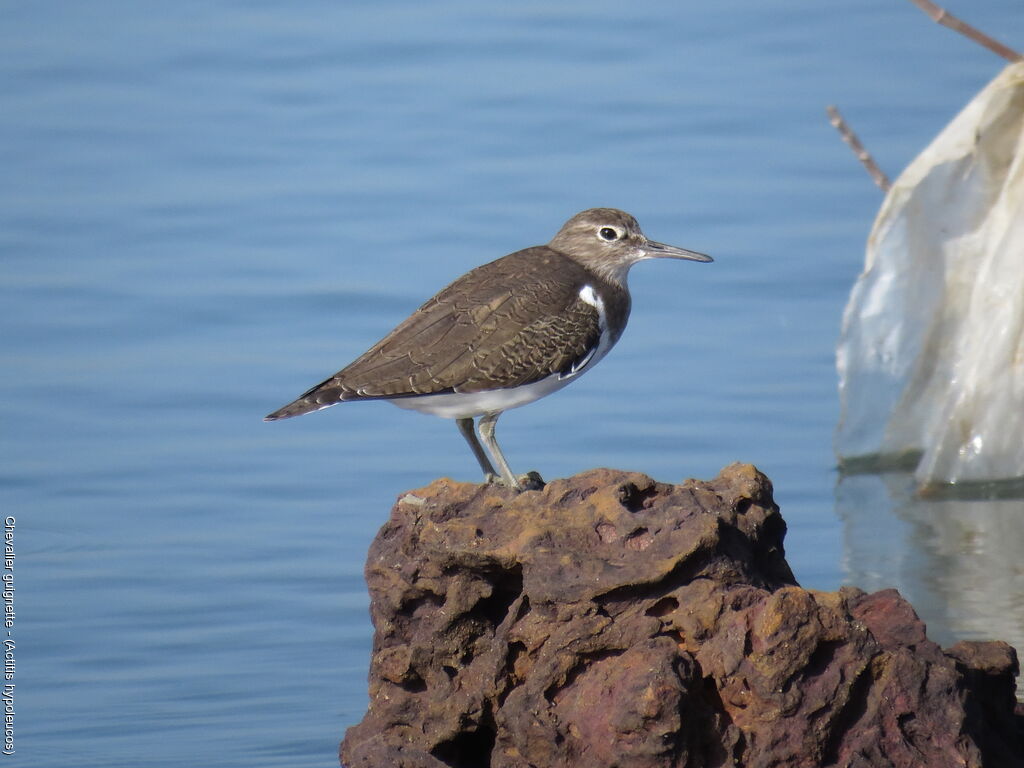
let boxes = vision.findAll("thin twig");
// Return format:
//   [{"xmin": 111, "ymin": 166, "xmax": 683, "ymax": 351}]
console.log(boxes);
[
  {"xmin": 826, "ymin": 105, "xmax": 892, "ymax": 192},
  {"xmin": 907, "ymin": 0, "xmax": 1022, "ymax": 62}
]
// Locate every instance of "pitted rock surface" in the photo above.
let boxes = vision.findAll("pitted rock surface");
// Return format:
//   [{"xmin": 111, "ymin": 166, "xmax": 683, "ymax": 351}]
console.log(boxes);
[{"xmin": 341, "ymin": 464, "xmax": 1023, "ymax": 768}]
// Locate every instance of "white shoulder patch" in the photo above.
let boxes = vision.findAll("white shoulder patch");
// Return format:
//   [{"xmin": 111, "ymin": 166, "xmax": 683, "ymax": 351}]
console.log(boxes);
[
  {"xmin": 558, "ymin": 284, "xmax": 613, "ymax": 380},
  {"xmin": 578, "ymin": 284, "xmax": 605, "ymax": 322}
]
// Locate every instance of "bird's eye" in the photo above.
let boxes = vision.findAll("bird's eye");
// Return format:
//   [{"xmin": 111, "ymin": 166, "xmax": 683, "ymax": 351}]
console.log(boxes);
[{"xmin": 599, "ymin": 227, "xmax": 618, "ymax": 241}]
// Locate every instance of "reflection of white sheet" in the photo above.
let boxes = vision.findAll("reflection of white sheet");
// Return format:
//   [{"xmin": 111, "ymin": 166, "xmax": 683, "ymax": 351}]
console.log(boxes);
[
  {"xmin": 836, "ymin": 472, "xmax": 1024, "ymax": 697},
  {"xmin": 836, "ymin": 62, "xmax": 1024, "ymax": 485}
]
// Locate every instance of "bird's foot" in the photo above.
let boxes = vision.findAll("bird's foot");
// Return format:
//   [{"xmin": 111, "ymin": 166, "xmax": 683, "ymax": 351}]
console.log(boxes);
[
  {"xmin": 482, "ymin": 471, "xmax": 545, "ymax": 492},
  {"xmin": 517, "ymin": 471, "xmax": 545, "ymax": 491}
]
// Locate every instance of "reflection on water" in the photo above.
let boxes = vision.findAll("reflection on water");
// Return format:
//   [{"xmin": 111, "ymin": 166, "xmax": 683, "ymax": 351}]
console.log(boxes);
[{"xmin": 836, "ymin": 471, "xmax": 1024, "ymax": 693}]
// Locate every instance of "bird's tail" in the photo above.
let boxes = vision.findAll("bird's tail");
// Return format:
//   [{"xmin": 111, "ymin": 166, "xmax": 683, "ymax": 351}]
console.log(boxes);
[
  {"xmin": 264, "ymin": 397, "xmax": 325, "ymax": 421},
  {"xmin": 264, "ymin": 379, "xmax": 347, "ymax": 421}
]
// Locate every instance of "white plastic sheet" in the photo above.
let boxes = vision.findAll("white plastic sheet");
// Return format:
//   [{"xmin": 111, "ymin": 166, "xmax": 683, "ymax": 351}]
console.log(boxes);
[{"xmin": 836, "ymin": 61, "xmax": 1024, "ymax": 487}]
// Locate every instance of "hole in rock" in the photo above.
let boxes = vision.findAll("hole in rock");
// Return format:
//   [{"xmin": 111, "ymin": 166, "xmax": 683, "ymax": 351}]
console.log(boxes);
[
  {"xmin": 471, "ymin": 564, "xmax": 524, "ymax": 628},
  {"xmin": 431, "ymin": 723, "xmax": 496, "ymax": 768},
  {"xmin": 646, "ymin": 596, "xmax": 680, "ymax": 617}
]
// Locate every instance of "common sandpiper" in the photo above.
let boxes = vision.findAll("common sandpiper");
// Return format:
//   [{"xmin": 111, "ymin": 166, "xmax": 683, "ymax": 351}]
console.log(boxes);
[{"xmin": 266, "ymin": 208, "xmax": 712, "ymax": 490}]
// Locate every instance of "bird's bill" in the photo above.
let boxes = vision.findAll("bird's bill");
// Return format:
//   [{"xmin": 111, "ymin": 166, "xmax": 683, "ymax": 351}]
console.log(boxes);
[{"xmin": 643, "ymin": 240, "xmax": 713, "ymax": 262}]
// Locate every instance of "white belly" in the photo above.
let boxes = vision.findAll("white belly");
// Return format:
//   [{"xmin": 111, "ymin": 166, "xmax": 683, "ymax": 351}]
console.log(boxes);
[{"xmin": 387, "ymin": 373, "xmax": 576, "ymax": 419}]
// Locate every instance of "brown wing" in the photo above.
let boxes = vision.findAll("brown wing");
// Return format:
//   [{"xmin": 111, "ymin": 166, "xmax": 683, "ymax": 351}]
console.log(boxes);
[{"xmin": 265, "ymin": 247, "xmax": 618, "ymax": 420}]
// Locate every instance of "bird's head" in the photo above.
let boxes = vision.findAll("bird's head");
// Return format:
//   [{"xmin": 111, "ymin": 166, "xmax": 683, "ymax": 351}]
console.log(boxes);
[{"xmin": 548, "ymin": 208, "xmax": 711, "ymax": 285}]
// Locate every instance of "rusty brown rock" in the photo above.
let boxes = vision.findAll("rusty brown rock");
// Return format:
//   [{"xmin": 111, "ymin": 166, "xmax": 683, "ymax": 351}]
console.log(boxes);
[{"xmin": 340, "ymin": 464, "xmax": 1023, "ymax": 768}]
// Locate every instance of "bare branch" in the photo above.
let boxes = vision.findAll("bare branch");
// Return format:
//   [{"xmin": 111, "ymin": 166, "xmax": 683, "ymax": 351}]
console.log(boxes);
[
  {"xmin": 826, "ymin": 105, "xmax": 892, "ymax": 193},
  {"xmin": 907, "ymin": 0, "xmax": 1023, "ymax": 62}
]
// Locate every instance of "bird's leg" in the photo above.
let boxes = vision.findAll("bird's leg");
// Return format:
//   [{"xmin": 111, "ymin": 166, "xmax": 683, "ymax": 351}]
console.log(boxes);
[
  {"xmin": 457, "ymin": 417, "xmax": 499, "ymax": 483},
  {"xmin": 477, "ymin": 412, "xmax": 522, "ymax": 491}
]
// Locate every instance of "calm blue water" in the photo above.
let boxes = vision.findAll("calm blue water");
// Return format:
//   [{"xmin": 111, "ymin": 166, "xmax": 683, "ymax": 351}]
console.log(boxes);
[{"xmin": 3, "ymin": 1, "xmax": 1022, "ymax": 765}]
